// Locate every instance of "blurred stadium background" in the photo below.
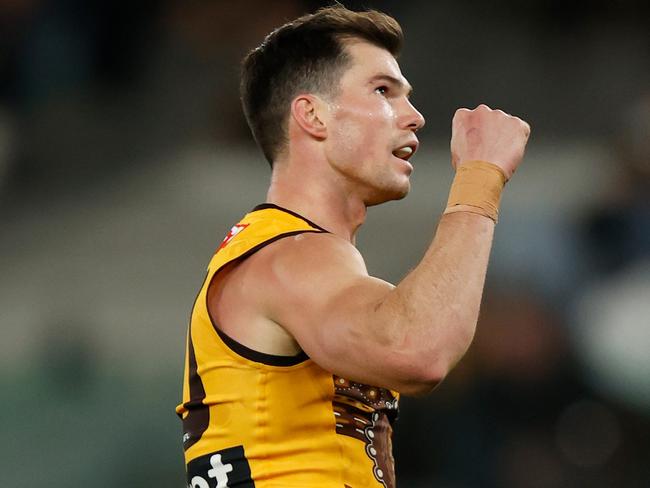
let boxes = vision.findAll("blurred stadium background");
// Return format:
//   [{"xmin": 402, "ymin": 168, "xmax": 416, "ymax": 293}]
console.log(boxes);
[{"xmin": 1, "ymin": 0, "xmax": 648, "ymax": 486}]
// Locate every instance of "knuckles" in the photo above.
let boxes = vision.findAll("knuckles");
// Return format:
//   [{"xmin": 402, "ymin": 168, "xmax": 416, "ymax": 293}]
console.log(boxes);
[{"xmin": 452, "ymin": 104, "xmax": 531, "ymax": 142}]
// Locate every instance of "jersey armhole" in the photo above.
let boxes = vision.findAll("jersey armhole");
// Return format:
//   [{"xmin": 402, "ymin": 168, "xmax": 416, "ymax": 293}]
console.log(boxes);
[{"xmin": 205, "ymin": 229, "xmax": 325, "ymax": 367}]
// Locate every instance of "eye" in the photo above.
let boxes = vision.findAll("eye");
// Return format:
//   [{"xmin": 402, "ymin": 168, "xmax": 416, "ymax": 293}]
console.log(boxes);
[{"xmin": 375, "ymin": 85, "xmax": 389, "ymax": 95}]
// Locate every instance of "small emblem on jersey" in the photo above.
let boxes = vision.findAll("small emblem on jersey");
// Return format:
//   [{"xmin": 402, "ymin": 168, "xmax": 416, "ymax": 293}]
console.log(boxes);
[
  {"xmin": 186, "ymin": 445, "xmax": 254, "ymax": 488},
  {"xmin": 218, "ymin": 224, "xmax": 249, "ymax": 251}
]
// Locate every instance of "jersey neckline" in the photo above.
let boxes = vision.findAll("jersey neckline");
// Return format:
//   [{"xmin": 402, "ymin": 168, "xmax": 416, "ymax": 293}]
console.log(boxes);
[{"xmin": 252, "ymin": 203, "xmax": 330, "ymax": 233}]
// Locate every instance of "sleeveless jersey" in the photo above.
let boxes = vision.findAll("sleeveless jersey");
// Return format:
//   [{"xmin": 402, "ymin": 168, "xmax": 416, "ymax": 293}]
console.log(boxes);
[{"xmin": 176, "ymin": 203, "xmax": 400, "ymax": 488}]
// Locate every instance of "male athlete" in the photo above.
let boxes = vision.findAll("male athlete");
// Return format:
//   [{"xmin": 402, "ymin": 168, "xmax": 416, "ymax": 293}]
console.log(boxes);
[{"xmin": 177, "ymin": 5, "xmax": 530, "ymax": 488}]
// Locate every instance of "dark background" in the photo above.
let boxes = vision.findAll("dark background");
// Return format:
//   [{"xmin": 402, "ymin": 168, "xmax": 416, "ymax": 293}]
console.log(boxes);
[{"xmin": 1, "ymin": 1, "xmax": 649, "ymax": 486}]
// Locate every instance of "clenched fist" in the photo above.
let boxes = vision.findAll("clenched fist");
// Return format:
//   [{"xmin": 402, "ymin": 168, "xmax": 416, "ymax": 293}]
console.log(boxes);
[{"xmin": 450, "ymin": 104, "xmax": 530, "ymax": 180}]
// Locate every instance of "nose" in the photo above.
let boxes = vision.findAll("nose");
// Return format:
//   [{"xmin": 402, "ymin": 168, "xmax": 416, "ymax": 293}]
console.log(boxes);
[{"xmin": 398, "ymin": 99, "xmax": 426, "ymax": 132}]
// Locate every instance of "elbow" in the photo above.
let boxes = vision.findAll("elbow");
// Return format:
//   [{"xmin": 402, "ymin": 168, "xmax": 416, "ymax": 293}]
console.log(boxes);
[
  {"xmin": 412, "ymin": 364, "xmax": 450, "ymax": 396},
  {"xmin": 388, "ymin": 330, "xmax": 472, "ymax": 397},
  {"xmin": 391, "ymin": 330, "xmax": 475, "ymax": 396},
  {"xmin": 401, "ymin": 382, "xmax": 440, "ymax": 397},
  {"xmin": 391, "ymin": 357, "xmax": 451, "ymax": 397},
  {"xmin": 377, "ymin": 315, "xmax": 477, "ymax": 396},
  {"xmin": 398, "ymin": 378, "xmax": 442, "ymax": 397}
]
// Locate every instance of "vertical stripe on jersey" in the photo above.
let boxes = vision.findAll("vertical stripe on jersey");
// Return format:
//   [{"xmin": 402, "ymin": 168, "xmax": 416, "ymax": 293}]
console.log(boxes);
[{"xmin": 181, "ymin": 330, "xmax": 210, "ymax": 450}]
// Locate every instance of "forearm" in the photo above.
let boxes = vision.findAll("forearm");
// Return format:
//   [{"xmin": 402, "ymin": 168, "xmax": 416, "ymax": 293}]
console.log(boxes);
[{"xmin": 376, "ymin": 210, "xmax": 495, "ymax": 383}]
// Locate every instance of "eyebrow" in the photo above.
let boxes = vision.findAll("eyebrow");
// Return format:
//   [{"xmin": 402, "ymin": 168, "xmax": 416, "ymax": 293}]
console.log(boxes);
[{"xmin": 369, "ymin": 74, "xmax": 413, "ymax": 96}]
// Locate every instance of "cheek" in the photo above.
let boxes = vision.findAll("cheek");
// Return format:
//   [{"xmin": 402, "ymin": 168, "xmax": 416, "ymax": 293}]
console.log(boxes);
[
  {"xmin": 330, "ymin": 104, "xmax": 394, "ymax": 159},
  {"xmin": 332, "ymin": 118, "xmax": 365, "ymax": 158}
]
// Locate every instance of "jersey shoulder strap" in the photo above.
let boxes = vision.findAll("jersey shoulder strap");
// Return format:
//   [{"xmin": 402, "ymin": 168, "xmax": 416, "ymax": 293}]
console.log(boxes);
[{"xmin": 208, "ymin": 203, "xmax": 328, "ymax": 275}]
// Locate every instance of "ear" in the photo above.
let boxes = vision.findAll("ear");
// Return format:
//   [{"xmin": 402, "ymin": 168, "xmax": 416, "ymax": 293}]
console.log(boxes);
[{"xmin": 290, "ymin": 94, "xmax": 328, "ymax": 140}]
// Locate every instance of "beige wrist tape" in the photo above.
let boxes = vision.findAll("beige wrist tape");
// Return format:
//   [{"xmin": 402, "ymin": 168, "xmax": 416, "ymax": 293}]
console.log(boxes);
[{"xmin": 443, "ymin": 160, "xmax": 507, "ymax": 223}]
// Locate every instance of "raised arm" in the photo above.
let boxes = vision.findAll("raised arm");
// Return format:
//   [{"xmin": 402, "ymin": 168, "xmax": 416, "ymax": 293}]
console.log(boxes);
[
  {"xmin": 255, "ymin": 105, "xmax": 529, "ymax": 395},
  {"xmin": 259, "ymin": 211, "xmax": 495, "ymax": 396}
]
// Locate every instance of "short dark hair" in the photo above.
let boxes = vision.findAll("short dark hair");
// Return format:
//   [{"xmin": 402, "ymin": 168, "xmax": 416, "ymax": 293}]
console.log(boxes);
[{"xmin": 240, "ymin": 5, "xmax": 403, "ymax": 166}]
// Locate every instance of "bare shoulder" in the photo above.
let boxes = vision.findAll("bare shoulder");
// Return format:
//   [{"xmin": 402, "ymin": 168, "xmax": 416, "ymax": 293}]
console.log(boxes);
[
  {"xmin": 217, "ymin": 231, "xmax": 371, "ymax": 312},
  {"xmin": 240, "ymin": 231, "xmax": 370, "ymax": 307},
  {"xmin": 256, "ymin": 229, "xmax": 396, "ymax": 328},
  {"xmin": 263, "ymin": 231, "xmax": 368, "ymax": 278}
]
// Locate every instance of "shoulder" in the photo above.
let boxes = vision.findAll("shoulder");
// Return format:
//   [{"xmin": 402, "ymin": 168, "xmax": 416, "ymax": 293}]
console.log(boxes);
[
  {"xmin": 267, "ymin": 231, "xmax": 367, "ymax": 273},
  {"xmin": 225, "ymin": 230, "xmax": 374, "ymax": 311},
  {"xmin": 238, "ymin": 231, "xmax": 368, "ymax": 300}
]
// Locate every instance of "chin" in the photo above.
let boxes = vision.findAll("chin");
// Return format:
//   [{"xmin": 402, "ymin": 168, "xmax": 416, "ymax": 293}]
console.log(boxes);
[{"xmin": 365, "ymin": 181, "xmax": 410, "ymax": 207}]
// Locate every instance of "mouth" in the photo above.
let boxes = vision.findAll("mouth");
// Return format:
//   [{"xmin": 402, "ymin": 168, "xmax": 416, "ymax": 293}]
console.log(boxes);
[{"xmin": 392, "ymin": 140, "xmax": 419, "ymax": 162}]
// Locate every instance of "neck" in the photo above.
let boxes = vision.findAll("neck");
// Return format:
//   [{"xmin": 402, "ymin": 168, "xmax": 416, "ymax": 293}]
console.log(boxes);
[{"xmin": 266, "ymin": 161, "xmax": 367, "ymax": 243}]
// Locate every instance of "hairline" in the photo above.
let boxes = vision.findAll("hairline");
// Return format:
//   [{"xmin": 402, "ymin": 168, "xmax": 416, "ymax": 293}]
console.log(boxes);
[{"xmin": 297, "ymin": 35, "xmax": 402, "ymax": 103}]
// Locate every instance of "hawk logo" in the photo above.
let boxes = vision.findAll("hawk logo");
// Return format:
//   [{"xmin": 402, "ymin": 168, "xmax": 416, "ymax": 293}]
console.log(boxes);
[
  {"xmin": 218, "ymin": 224, "xmax": 249, "ymax": 251},
  {"xmin": 186, "ymin": 445, "xmax": 254, "ymax": 488}
]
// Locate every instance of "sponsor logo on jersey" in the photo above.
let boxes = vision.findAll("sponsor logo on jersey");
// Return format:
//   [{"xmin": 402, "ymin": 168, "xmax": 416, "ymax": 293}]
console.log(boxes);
[
  {"xmin": 187, "ymin": 445, "xmax": 254, "ymax": 488},
  {"xmin": 218, "ymin": 224, "xmax": 249, "ymax": 251}
]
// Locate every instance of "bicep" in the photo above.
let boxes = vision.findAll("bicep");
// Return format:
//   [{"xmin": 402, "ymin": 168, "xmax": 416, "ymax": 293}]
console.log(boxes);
[{"xmin": 260, "ymin": 233, "xmax": 411, "ymax": 388}]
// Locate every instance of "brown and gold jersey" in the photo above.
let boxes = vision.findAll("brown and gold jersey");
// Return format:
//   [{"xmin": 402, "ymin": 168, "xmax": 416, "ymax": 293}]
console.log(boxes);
[{"xmin": 176, "ymin": 203, "xmax": 400, "ymax": 488}]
